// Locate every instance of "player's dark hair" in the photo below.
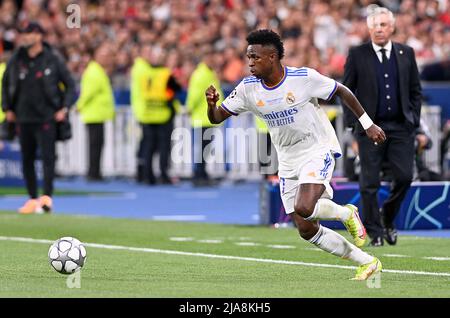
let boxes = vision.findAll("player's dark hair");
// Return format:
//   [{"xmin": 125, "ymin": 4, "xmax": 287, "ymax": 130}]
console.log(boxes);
[{"xmin": 246, "ymin": 29, "xmax": 284, "ymax": 60}]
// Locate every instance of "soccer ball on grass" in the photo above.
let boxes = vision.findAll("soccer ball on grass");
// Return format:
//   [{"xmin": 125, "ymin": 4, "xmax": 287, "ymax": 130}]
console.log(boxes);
[{"xmin": 48, "ymin": 237, "xmax": 87, "ymax": 274}]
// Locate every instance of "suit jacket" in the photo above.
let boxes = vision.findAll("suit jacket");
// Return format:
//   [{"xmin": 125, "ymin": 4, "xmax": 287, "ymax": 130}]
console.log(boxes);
[{"xmin": 342, "ymin": 41, "xmax": 422, "ymax": 134}]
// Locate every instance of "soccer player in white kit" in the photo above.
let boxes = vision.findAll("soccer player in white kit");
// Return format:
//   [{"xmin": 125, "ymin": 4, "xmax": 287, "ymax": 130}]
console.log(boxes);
[{"xmin": 205, "ymin": 29, "xmax": 386, "ymax": 280}]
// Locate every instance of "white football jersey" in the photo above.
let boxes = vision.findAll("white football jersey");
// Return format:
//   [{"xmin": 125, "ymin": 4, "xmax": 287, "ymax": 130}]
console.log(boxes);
[{"xmin": 221, "ymin": 66, "xmax": 342, "ymax": 178}]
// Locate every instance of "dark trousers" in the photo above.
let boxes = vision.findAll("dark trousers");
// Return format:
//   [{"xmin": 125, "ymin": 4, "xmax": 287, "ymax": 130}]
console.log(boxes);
[
  {"xmin": 193, "ymin": 127, "xmax": 214, "ymax": 180},
  {"xmin": 257, "ymin": 132, "xmax": 278, "ymax": 176},
  {"xmin": 18, "ymin": 122, "xmax": 56, "ymax": 198},
  {"xmin": 141, "ymin": 121, "xmax": 173, "ymax": 181},
  {"xmin": 136, "ymin": 133, "xmax": 146, "ymax": 182},
  {"xmin": 87, "ymin": 123, "xmax": 104, "ymax": 179},
  {"xmin": 356, "ymin": 125, "xmax": 415, "ymax": 238}
]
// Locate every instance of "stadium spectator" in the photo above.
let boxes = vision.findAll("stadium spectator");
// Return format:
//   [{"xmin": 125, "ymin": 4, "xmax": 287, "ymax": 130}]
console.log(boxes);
[
  {"xmin": 1, "ymin": 21, "xmax": 76, "ymax": 214},
  {"xmin": 206, "ymin": 29, "xmax": 386, "ymax": 280},
  {"xmin": 0, "ymin": 0, "xmax": 447, "ymax": 87},
  {"xmin": 0, "ymin": 56, "xmax": 5, "ymax": 124},
  {"xmin": 420, "ymin": 59, "xmax": 450, "ymax": 81},
  {"xmin": 186, "ymin": 48, "xmax": 224, "ymax": 186},
  {"xmin": 222, "ymin": 47, "xmax": 246, "ymax": 92},
  {"xmin": 76, "ymin": 43, "xmax": 116, "ymax": 182},
  {"xmin": 342, "ymin": 7, "xmax": 422, "ymax": 247}
]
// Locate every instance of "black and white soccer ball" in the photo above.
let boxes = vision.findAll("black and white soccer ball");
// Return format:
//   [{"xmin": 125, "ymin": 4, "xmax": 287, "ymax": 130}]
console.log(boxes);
[{"xmin": 48, "ymin": 237, "xmax": 87, "ymax": 274}]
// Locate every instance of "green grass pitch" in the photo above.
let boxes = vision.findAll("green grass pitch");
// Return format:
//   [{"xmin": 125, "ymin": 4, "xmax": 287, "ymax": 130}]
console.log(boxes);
[{"xmin": 0, "ymin": 211, "xmax": 449, "ymax": 298}]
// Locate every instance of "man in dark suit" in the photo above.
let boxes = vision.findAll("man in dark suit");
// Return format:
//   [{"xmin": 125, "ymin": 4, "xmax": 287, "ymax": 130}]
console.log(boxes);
[{"xmin": 342, "ymin": 7, "xmax": 422, "ymax": 246}]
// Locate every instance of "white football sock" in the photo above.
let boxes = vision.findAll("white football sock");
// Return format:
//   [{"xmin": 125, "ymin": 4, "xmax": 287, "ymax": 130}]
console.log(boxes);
[
  {"xmin": 308, "ymin": 225, "xmax": 374, "ymax": 265},
  {"xmin": 305, "ymin": 198, "xmax": 352, "ymax": 222}
]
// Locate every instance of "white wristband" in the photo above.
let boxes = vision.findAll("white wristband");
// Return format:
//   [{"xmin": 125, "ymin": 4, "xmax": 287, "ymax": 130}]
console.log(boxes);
[{"xmin": 358, "ymin": 113, "xmax": 373, "ymax": 130}]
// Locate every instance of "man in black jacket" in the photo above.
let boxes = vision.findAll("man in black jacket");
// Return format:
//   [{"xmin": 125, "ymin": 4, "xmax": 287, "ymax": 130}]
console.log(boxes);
[
  {"xmin": 342, "ymin": 7, "xmax": 422, "ymax": 246},
  {"xmin": 1, "ymin": 22, "xmax": 76, "ymax": 214}
]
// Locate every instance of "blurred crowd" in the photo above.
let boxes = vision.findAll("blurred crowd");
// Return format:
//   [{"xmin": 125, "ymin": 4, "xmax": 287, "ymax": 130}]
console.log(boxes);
[{"xmin": 1, "ymin": 0, "xmax": 449, "ymax": 91}]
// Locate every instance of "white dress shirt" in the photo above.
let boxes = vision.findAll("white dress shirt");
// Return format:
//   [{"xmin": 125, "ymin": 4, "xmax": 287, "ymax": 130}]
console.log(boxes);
[{"xmin": 372, "ymin": 41, "xmax": 393, "ymax": 63}]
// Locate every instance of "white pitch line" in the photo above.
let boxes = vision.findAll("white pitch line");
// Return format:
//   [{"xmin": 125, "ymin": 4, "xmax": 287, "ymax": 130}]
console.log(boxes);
[
  {"xmin": 423, "ymin": 257, "xmax": 450, "ymax": 261},
  {"xmin": 169, "ymin": 237, "xmax": 194, "ymax": 242},
  {"xmin": 235, "ymin": 242, "xmax": 260, "ymax": 246},
  {"xmin": 382, "ymin": 254, "xmax": 411, "ymax": 258},
  {"xmin": 266, "ymin": 244, "xmax": 296, "ymax": 249},
  {"xmin": 1, "ymin": 236, "xmax": 450, "ymax": 277},
  {"xmin": 197, "ymin": 240, "xmax": 223, "ymax": 244}
]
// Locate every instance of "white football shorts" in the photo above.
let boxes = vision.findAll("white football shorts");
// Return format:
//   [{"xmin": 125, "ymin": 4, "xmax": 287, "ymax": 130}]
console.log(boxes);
[{"xmin": 279, "ymin": 151, "xmax": 335, "ymax": 214}]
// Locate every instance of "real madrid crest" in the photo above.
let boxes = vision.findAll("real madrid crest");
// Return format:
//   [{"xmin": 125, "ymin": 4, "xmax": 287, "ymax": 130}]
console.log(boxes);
[{"xmin": 286, "ymin": 92, "xmax": 295, "ymax": 104}]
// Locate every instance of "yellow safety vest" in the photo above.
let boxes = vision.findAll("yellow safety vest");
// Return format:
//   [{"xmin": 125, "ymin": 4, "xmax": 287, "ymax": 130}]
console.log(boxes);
[
  {"xmin": 76, "ymin": 61, "xmax": 115, "ymax": 123},
  {"xmin": 131, "ymin": 58, "xmax": 173, "ymax": 124},
  {"xmin": 186, "ymin": 62, "xmax": 223, "ymax": 128},
  {"xmin": 255, "ymin": 116, "xmax": 268, "ymax": 133},
  {"xmin": 0, "ymin": 63, "xmax": 6, "ymax": 123}
]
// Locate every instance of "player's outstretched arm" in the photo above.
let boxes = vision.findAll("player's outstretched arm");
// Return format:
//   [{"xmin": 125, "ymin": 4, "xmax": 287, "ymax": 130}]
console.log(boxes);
[
  {"xmin": 335, "ymin": 83, "xmax": 386, "ymax": 144},
  {"xmin": 205, "ymin": 85, "xmax": 231, "ymax": 124}
]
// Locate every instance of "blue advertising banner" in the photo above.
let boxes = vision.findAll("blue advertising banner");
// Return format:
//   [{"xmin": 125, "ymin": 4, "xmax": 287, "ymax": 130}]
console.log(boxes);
[
  {"xmin": 260, "ymin": 180, "xmax": 450, "ymax": 230},
  {"xmin": 0, "ymin": 141, "xmax": 42, "ymax": 187}
]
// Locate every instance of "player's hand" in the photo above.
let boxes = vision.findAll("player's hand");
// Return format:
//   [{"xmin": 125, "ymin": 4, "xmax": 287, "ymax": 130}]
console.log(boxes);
[
  {"xmin": 205, "ymin": 85, "xmax": 220, "ymax": 107},
  {"xmin": 366, "ymin": 124, "xmax": 386, "ymax": 145},
  {"xmin": 54, "ymin": 108, "xmax": 67, "ymax": 122},
  {"xmin": 5, "ymin": 111, "xmax": 16, "ymax": 123}
]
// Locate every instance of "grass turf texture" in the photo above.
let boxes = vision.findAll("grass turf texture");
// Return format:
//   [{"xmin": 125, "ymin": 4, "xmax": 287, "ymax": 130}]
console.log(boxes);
[{"xmin": 0, "ymin": 211, "xmax": 449, "ymax": 298}]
